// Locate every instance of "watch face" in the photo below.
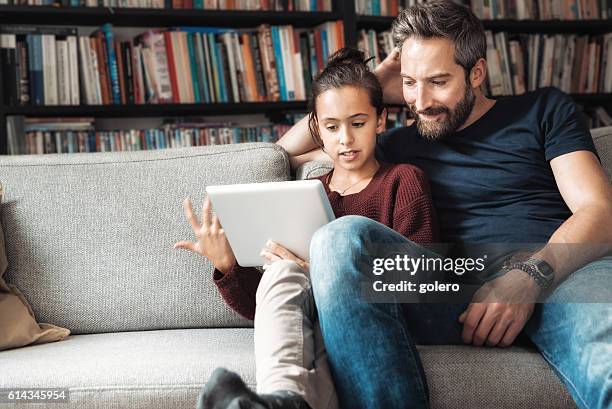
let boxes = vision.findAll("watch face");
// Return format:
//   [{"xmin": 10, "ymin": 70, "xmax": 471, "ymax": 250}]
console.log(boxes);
[{"xmin": 535, "ymin": 260, "xmax": 554, "ymax": 279}]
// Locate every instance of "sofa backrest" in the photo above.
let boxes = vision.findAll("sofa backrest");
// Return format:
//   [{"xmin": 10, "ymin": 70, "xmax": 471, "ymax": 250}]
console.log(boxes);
[
  {"xmin": 298, "ymin": 127, "xmax": 612, "ymax": 183},
  {"xmin": 592, "ymin": 126, "xmax": 612, "ymax": 182},
  {"xmin": 0, "ymin": 143, "xmax": 290, "ymax": 334}
]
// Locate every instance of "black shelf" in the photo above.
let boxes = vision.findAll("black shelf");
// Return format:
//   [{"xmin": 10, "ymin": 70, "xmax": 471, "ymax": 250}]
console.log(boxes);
[
  {"xmin": 356, "ymin": 15, "xmax": 612, "ymax": 34},
  {"xmin": 3, "ymin": 94, "xmax": 609, "ymax": 117},
  {"xmin": 0, "ymin": 5, "xmax": 341, "ymax": 28},
  {"xmin": 567, "ymin": 94, "xmax": 612, "ymax": 104},
  {"xmin": 1, "ymin": 101, "xmax": 309, "ymax": 117}
]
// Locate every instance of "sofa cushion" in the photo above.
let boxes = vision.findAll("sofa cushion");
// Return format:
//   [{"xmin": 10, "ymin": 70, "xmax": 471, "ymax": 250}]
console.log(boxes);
[
  {"xmin": 591, "ymin": 126, "xmax": 612, "ymax": 182},
  {"xmin": 0, "ymin": 330, "xmax": 575, "ymax": 409},
  {"xmin": 0, "ymin": 182, "xmax": 71, "ymax": 351},
  {"xmin": 0, "ymin": 328, "xmax": 255, "ymax": 409},
  {"xmin": 0, "ymin": 143, "xmax": 290, "ymax": 334}
]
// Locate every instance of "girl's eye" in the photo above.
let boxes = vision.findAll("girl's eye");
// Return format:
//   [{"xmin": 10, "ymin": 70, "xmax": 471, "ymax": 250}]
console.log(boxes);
[{"xmin": 326, "ymin": 125, "xmax": 337, "ymax": 131}]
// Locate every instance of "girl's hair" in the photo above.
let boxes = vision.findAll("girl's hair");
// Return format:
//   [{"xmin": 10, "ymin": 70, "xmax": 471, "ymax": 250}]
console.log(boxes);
[{"xmin": 308, "ymin": 47, "xmax": 385, "ymax": 149}]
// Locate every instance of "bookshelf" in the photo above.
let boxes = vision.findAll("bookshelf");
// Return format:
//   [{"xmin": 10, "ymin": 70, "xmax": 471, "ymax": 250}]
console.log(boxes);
[
  {"xmin": 1, "ymin": 0, "xmax": 611, "ymax": 154},
  {"xmin": 355, "ymin": 5, "xmax": 612, "ymax": 125}
]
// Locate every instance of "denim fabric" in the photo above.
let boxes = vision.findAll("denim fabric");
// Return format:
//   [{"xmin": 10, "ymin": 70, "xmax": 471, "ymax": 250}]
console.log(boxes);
[
  {"xmin": 524, "ymin": 256, "xmax": 612, "ymax": 409},
  {"xmin": 309, "ymin": 215, "xmax": 612, "ymax": 409}
]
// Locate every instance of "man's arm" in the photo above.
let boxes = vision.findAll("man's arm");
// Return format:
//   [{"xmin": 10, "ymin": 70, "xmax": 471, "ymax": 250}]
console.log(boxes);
[
  {"xmin": 460, "ymin": 150, "xmax": 612, "ymax": 347},
  {"xmin": 373, "ymin": 47, "xmax": 405, "ymax": 105},
  {"xmin": 276, "ymin": 116, "xmax": 331, "ymax": 169},
  {"xmin": 534, "ymin": 150, "xmax": 612, "ymax": 278}
]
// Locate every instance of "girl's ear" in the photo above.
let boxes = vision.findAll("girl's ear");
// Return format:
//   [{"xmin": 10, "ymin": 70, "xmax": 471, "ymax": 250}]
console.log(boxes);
[{"xmin": 376, "ymin": 108, "xmax": 388, "ymax": 134}]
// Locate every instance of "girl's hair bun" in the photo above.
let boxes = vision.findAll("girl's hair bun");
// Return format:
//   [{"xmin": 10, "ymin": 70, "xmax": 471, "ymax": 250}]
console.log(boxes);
[{"xmin": 326, "ymin": 47, "xmax": 370, "ymax": 68}]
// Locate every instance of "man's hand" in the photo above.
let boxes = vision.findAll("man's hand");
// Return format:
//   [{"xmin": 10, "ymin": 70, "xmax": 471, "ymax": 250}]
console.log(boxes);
[
  {"xmin": 459, "ymin": 269, "xmax": 541, "ymax": 347},
  {"xmin": 174, "ymin": 197, "xmax": 237, "ymax": 274},
  {"xmin": 260, "ymin": 241, "xmax": 309, "ymax": 272},
  {"xmin": 373, "ymin": 47, "xmax": 404, "ymax": 105}
]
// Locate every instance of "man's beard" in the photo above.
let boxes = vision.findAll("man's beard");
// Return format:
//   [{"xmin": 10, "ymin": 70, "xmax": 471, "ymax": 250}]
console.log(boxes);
[{"xmin": 408, "ymin": 85, "xmax": 475, "ymax": 141}]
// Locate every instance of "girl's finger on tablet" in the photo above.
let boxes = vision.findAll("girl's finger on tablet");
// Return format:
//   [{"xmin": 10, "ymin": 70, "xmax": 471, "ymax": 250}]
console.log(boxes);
[{"xmin": 260, "ymin": 250, "xmax": 281, "ymax": 262}]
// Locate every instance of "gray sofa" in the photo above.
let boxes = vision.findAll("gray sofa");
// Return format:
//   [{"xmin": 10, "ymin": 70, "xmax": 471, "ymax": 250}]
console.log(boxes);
[{"xmin": 0, "ymin": 126, "xmax": 610, "ymax": 409}]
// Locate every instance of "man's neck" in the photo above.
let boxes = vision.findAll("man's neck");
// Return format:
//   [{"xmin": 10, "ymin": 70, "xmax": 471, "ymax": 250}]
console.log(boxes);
[{"xmin": 457, "ymin": 93, "xmax": 496, "ymax": 132}]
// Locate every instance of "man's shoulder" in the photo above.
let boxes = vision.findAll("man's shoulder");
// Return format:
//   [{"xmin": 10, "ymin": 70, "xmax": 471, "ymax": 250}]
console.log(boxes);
[{"xmin": 501, "ymin": 87, "xmax": 573, "ymax": 109}]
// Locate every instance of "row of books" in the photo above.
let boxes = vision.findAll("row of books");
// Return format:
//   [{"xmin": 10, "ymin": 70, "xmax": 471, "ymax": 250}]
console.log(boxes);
[
  {"xmin": 5, "ymin": 107, "xmax": 412, "ymax": 155},
  {"xmin": 0, "ymin": 0, "xmax": 332, "ymax": 10},
  {"xmin": 585, "ymin": 106, "xmax": 612, "ymax": 127},
  {"xmin": 357, "ymin": 28, "xmax": 612, "ymax": 95},
  {"xmin": 0, "ymin": 21, "xmax": 344, "ymax": 106},
  {"xmin": 357, "ymin": 29, "xmax": 394, "ymax": 68},
  {"xmin": 5, "ymin": 116, "xmax": 295, "ymax": 154},
  {"xmin": 485, "ymin": 31, "xmax": 612, "ymax": 96},
  {"xmin": 470, "ymin": 0, "xmax": 612, "ymax": 20},
  {"xmin": 355, "ymin": 0, "xmax": 403, "ymax": 16}
]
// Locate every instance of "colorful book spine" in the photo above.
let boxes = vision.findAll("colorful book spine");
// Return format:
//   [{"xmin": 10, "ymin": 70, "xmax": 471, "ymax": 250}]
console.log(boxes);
[
  {"xmin": 271, "ymin": 26, "xmax": 287, "ymax": 101},
  {"xmin": 186, "ymin": 33, "xmax": 201, "ymax": 103},
  {"xmin": 102, "ymin": 24, "xmax": 121, "ymax": 104}
]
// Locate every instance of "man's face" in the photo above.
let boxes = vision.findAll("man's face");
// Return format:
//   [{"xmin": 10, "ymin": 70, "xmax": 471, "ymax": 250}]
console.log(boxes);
[{"xmin": 400, "ymin": 37, "xmax": 476, "ymax": 140}]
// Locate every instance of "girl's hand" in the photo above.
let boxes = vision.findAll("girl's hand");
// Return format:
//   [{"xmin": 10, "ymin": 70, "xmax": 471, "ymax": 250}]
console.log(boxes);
[
  {"xmin": 174, "ymin": 197, "xmax": 236, "ymax": 274},
  {"xmin": 261, "ymin": 241, "xmax": 310, "ymax": 272}
]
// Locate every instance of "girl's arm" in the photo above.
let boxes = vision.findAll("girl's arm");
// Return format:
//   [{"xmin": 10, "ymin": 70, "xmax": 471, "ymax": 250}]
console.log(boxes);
[
  {"xmin": 174, "ymin": 197, "xmax": 260, "ymax": 320},
  {"xmin": 212, "ymin": 265, "xmax": 261, "ymax": 321}
]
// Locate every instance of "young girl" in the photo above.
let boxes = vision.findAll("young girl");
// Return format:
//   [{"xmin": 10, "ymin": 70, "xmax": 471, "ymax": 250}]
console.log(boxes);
[{"xmin": 174, "ymin": 47, "xmax": 438, "ymax": 409}]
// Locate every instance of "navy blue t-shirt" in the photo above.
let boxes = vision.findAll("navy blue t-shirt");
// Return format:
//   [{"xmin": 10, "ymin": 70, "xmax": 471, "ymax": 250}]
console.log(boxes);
[{"xmin": 376, "ymin": 87, "xmax": 598, "ymax": 246}]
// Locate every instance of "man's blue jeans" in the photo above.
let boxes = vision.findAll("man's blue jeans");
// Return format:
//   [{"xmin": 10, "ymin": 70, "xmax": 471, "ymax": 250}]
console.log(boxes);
[{"xmin": 309, "ymin": 216, "xmax": 612, "ymax": 409}]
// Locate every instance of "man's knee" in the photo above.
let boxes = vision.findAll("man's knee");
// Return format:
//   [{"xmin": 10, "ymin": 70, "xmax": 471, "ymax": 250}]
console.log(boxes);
[{"xmin": 310, "ymin": 215, "xmax": 377, "ymax": 256}]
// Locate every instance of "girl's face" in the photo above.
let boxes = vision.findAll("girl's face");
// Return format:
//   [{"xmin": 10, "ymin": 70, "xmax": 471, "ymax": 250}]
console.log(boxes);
[{"xmin": 316, "ymin": 86, "xmax": 386, "ymax": 172}]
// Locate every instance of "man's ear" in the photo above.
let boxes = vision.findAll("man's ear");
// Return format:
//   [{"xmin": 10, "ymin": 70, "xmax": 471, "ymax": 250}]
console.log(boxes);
[
  {"xmin": 470, "ymin": 58, "xmax": 488, "ymax": 89},
  {"xmin": 376, "ymin": 108, "xmax": 388, "ymax": 134}
]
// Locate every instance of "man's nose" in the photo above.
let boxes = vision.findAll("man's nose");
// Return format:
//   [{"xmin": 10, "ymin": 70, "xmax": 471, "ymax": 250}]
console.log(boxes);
[{"xmin": 415, "ymin": 86, "xmax": 433, "ymax": 112}]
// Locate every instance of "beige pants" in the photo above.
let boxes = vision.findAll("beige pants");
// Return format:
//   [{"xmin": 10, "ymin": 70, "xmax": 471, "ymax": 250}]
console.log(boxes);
[{"xmin": 254, "ymin": 260, "xmax": 339, "ymax": 409}]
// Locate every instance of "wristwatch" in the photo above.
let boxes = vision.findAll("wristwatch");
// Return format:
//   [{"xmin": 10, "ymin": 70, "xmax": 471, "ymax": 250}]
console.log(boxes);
[{"xmin": 502, "ymin": 258, "xmax": 555, "ymax": 290}]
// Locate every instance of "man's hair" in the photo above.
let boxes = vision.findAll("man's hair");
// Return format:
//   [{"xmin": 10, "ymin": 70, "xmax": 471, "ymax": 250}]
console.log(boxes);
[{"xmin": 392, "ymin": 0, "xmax": 486, "ymax": 73}]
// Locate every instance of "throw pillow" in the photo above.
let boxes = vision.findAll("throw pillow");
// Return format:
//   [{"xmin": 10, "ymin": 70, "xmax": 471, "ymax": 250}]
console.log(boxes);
[{"xmin": 0, "ymin": 182, "xmax": 71, "ymax": 351}]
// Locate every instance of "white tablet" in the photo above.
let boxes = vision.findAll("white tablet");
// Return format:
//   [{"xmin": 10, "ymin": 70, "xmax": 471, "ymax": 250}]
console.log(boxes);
[{"xmin": 206, "ymin": 180, "xmax": 336, "ymax": 267}]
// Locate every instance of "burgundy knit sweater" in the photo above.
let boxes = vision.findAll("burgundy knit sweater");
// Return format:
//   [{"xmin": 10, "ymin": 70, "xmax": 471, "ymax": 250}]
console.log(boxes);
[{"xmin": 212, "ymin": 162, "xmax": 438, "ymax": 320}]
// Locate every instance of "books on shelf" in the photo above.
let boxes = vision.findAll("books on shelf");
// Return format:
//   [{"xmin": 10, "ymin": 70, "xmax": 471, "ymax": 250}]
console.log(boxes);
[
  {"xmin": 1, "ymin": 0, "xmax": 332, "ymax": 11},
  {"xmin": 6, "ymin": 116, "xmax": 296, "ymax": 155},
  {"xmin": 357, "ymin": 29, "xmax": 394, "ymax": 68},
  {"xmin": 471, "ymin": 0, "xmax": 611, "ymax": 20},
  {"xmin": 355, "ymin": 0, "xmax": 403, "ymax": 16},
  {"xmin": 5, "ymin": 108, "xmax": 413, "ymax": 155},
  {"xmin": 1, "ymin": 25, "xmax": 80, "ymax": 106},
  {"xmin": 485, "ymin": 31, "xmax": 612, "ymax": 96},
  {"xmin": 0, "ymin": 22, "xmax": 344, "ymax": 106}
]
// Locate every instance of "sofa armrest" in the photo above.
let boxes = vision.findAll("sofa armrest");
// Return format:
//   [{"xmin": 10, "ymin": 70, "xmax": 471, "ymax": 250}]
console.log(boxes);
[
  {"xmin": 591, "ymin": 126, "xmax": 612, "ymax": 183},
  {"xmin": 295, "ymin": 161, "xmax": 334, "ymax": 181}
]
